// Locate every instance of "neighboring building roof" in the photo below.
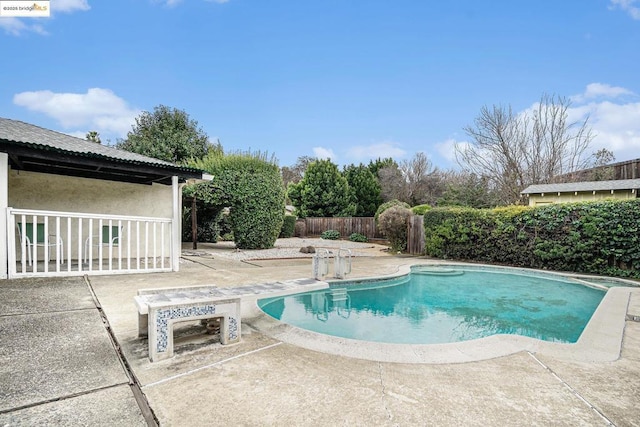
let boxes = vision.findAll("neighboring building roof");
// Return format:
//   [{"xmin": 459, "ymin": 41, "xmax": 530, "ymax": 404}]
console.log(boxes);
[
  {"xmin": 0, "ymin": 117, "xmax": 204, "ymax": 185},
  {"xmin": 521, "ymin": 179, "xmax": 640, "ymax": 195}
]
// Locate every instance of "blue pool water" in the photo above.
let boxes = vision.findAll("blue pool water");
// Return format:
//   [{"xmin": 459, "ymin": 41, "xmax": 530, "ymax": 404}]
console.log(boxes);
[{"xmin": 258, "ymin": 266, "xmax": 606, "ymax": 344}]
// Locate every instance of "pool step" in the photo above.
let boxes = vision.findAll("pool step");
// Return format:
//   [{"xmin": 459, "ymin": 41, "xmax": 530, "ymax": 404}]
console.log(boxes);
[
  {"xmin": 329, "ymin": 288, "xmax": 348, "ymax": 302},
  {"xmin": 413, "ymin": 268, "xmax": 464, "ymax": 276}
]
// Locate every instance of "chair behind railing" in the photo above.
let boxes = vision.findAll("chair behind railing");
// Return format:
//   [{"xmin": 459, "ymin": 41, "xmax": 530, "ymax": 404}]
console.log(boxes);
[
  {"xmin": 16, "ymin": 221, "xmax": 65, "ymax": 266},
  {"xmin": 8, "ymin": 208, "xmax": 175, "ymax": 278},
  {"xmin": 84, "ymin": 224, "xmax": 122, "ymax": 264}
]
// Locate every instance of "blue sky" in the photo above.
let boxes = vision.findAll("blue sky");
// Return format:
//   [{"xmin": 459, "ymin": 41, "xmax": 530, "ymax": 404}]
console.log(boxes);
[{"xmin": 1, "ymin": 0, "xmax": 639, "ymax": 169}]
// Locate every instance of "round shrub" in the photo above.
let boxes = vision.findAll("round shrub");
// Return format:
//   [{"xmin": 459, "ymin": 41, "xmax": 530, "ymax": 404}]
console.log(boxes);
[
  {"xmin": 321, "ymin": 229, "xmax": 340, "ymax": 240},
  {"xmin": 378, "ymin": 206, "xmax": 412, "ymax": 253},
  {"xmin": 375, "ymin": 199, "xmax": 411, "ymax": 224},
  {"xmin": 349, "ymin": 233, "xmax": 368, "ymax": 243},
  {"xmin": 294, "ymin": 219, "xmax": 306, "ymax": 237}
]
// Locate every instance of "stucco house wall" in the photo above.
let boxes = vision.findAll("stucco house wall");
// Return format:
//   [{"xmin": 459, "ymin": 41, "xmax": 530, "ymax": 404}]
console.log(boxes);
[
  {"xmin": 9, "ymin": 169, "xmax": 176, "ymax": 259},
  {"xmin": 9, "ymin": 169, "xmax": 173, "ymax": 216}
]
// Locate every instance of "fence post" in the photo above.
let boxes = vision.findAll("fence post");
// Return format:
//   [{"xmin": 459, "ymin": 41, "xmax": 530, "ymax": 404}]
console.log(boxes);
[{"xmin": 407, "ymin": 215, "xmax": 425, "ymax": 255}]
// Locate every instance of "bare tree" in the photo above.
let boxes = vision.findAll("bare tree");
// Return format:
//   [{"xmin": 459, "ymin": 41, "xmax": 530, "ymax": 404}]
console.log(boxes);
[
  {"xmin": 378, "ymin": 163, "xmax": 407, "ymax": 203},
  {"xmin": 587, "ymin": 149, "xmax": 616, "ymax": 181},
  {"xmin": 399, "ymin": 152, "xmax": 443, "ymax": 206},
  {"xmin": 378, "ymin": 152, "xmax": 443, "ymax": 205},
  {"xmin": 282, "ymin": 155, "xmax": 316, "ymax": 188},
  {"xmin": 457, "ymin": 94, "xmax": 594, "ymax": 204}
]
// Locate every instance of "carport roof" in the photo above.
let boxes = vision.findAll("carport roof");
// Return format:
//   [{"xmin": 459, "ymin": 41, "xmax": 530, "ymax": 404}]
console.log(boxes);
[{"xmin": 0, "ymin": 117, "xmax": 205, "ymax": 185}]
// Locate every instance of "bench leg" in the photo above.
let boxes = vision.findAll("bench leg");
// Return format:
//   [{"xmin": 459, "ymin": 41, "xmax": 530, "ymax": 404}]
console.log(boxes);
[
  {"xmin": 219, "ymin": 315, "xmax": 229, "ymax": 345},
  {"xmin": 138, "ymin": 313, "xmax": 148, "ymax": 337},
  {"xmin": 147, "ymin": 302, "xmax": 241, "ymax": 362}
]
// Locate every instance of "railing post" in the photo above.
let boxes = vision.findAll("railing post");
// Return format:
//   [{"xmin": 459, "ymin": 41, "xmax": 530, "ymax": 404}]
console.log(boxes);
[
  {"xmin": 0, "ymin": 153, "xmax": 7, "ymax": 279},
  {"xmin": 171, "ymin": 175, "xmax": 180, "ymax": 271},
  {"xmin": 6, "ymin": 208, "xmax": 15, "ymax": 279}
]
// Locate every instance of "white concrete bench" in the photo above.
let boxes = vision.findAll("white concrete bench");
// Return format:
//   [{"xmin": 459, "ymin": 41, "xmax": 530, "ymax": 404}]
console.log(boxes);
[{"xmin": 134, "ymin": 286, "xmax": 241, "ymax": 362}]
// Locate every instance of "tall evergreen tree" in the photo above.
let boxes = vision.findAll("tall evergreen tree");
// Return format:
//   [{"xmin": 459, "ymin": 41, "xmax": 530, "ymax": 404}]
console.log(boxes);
[
  {"xmin": 288, "ymin": 159, "xmax": 356, "ymax": 217},
  {"xmin": 343, "ymin": 164, "xmax": 382, "ymax": 216}
]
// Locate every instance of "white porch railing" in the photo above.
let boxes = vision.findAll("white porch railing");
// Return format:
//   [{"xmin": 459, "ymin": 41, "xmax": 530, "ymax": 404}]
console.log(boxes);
[{"xmin": 7, "ymin": 208, "xmax": 174, "ymax": 278}]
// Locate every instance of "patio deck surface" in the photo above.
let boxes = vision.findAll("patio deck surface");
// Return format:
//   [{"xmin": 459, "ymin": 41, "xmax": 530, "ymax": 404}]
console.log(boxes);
[{"xmin": 1, "ymin": 239, "xmax": 639, "ymax": 426}]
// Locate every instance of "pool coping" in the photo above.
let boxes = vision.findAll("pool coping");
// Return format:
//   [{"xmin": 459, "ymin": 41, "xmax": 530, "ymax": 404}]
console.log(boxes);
[{"xmin": 244, "ymin": 263, "xmax": 637, "ymax": 364}]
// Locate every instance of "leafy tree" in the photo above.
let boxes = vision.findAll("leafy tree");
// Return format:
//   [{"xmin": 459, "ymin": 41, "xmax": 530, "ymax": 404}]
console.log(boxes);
[
  {"xmin": 86, "ymin": 131, "xmax": 101, "ymax": 143},
  {"xmin": 186, "ymin": 150, "xmax": 285, "ymax": 249},
  {"xmin": 288, "ymin": 159, "xmax": 356, "ymax": 217},
  {"xmin": 343, "ymin": 164, "xmax": 382, "ymax": 217},
  {"xmin": 457, "ymin": 94, "xmax": 594, "ymax": 205},
  {"xmin": 118, "ymin": 105, "xmax": 221, "ymax": 164},
  {"xmin": 367, "ymin": 157, "xmax": 397, "ymax": 178}
]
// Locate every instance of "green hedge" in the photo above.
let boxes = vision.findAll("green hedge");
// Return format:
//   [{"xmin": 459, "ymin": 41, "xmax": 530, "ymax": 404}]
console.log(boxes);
[
  {"xmin": 280, "ymin": 215, "xmax": 296, "ymax": 238},
  {"xmin": 424, "ymin": 200, "xmax": 640, "ymax": 278},
  {"xmin": 411, "ymin": 204, "xmax": 431, "ymax": 215}
]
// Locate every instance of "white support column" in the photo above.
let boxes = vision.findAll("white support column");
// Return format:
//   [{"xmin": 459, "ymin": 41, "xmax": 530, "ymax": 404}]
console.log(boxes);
[
  {"xmin": 0, "ymin": 153, "xmax": 8, "ymax": 279},
  {"xmin": 171, "ymin": 175, "xmax": 180, "ymax": 271}
]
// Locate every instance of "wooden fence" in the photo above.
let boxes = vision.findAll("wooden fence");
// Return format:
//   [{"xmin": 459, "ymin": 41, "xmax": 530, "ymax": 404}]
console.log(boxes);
[
  {"xmin": 300, "ymin": 217, "xmax": 383, "ymax": 240},
  {"xmin": 299, "ymin": 216, "xmax": 425, "ymax": 254},
  {"xmin": 407, "ymin": 215, "xmax": 425, "ymax": 255}
]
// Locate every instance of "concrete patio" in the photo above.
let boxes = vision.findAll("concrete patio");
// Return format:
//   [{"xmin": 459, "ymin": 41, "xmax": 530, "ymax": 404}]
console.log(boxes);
[{"xmin": 1, "ymin": 241, "xmax": 639, "ymax": 426}]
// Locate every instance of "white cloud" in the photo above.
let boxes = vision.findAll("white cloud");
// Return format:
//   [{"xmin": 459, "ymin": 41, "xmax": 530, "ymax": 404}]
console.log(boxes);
[
  {"xmin": 66, "ymin": 130, "xmax": 88, "ymax": 139},
  {"xmin": 570, "ymin": 100, "xmax": 640, "ymax": 161},
  {"xmin": 610, "ymin": 0, "xmax": 640, "ymax": 20},
  {"xmin": 345, "ymin": 141, "xmax": 406, "ymax": 162},
  {"xmin": 313, "ymin": 147, "xmax": 336, "ymax": 160},
  {"xmin": 564, "ymin": 83, "xmax": 640, "ymax": 161},
  {"xmin": 434, "ymin": 138, "xmax": 470, "ymax": 164},
  {"xmin": 161, "ymin": 0, "xmax": 183, "ymax": 6},
  {"xmin": 51, "ymin": 0, "xmax": 90, "ymax": 13},
  {"xmin": 13, "ymin": 88, "xmax": 140, "ymax": 137},
  {"xmin": 571, "ymin": 83, "xmax": 634, "ymax": 103},
  {"xmin": 0, "ymin": 17, "xmax": 49, "ymax": 36}
]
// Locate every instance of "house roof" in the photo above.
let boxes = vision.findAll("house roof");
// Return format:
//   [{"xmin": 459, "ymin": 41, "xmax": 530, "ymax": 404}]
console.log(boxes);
[
  {"xmin": 0, "ymin": 117, "xmax": 204, "ymax": 185},
  {"xmin": 521, "ymin": 178, "xmax": 640, "ymax": 195}
]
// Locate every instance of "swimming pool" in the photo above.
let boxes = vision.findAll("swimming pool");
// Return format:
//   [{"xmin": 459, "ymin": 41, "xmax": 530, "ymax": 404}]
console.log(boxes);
[{"xmin": 258, "ymin": 265, "xmax": 606, "ymax": 345}]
